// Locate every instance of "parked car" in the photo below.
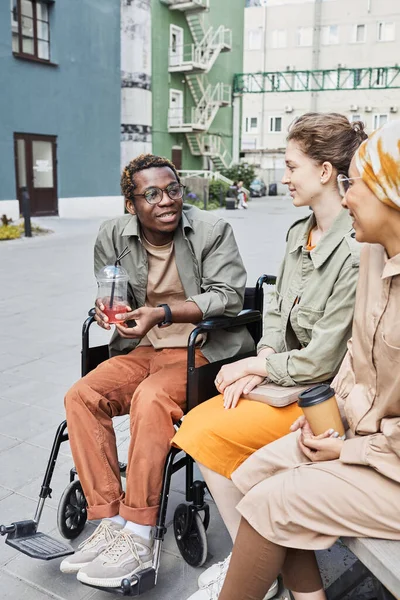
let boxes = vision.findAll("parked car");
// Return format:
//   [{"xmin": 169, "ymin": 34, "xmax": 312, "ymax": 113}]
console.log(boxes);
[{"xmin": 249, "ymin": 178, "xmax": 267, "ymax": 197}]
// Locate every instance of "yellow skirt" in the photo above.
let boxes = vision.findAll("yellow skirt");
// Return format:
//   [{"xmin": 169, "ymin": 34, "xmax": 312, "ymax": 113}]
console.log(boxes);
[{"xmin": 172, "ymin": 394, "xmax": 303, "ymax": 478}]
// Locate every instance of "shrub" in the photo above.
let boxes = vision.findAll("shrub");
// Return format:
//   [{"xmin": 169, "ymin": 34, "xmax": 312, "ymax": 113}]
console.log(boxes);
[
  {"xmin": 0, "ymin": 220, "xmax": 52, "ymax": 241},
  {"xmin": 209, "ymin": 180, "xmax": 230, "ymax": 207},
  {"xmin": 0, "ymin": 225, "xmax": 21, "ymax": 240},
  {"xmin": 220, "ymin": 163, "xmax": 256, "ymax": 189}
]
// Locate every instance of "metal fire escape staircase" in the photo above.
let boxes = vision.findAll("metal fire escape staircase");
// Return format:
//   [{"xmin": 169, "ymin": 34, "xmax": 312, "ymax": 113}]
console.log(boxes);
[{"xmin": 163, "ymin": 0, "xmax": 233, "ymax": 169}]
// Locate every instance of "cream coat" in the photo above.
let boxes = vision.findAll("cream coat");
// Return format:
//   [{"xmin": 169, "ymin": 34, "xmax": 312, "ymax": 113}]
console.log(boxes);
[{"xmin": 231, "ymin": 243, "xmax": 400, "ymax": 549}]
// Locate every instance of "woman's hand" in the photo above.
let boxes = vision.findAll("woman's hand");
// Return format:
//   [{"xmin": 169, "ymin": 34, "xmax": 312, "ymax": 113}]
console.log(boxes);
[
  {"xmin": 222, "ymin": 375, "xmax": 265, "ymax": 409},
  {"xmin": 290, "ymin": 415, "xmax": 314, "ymax": 438},
  {"xmin": 215, "ymin": 356, "xmax": 268, "ymax": 393},
  {"xmin": 291, "ymin": 416, "xmax": 344, "ymax": 461},
  {"xmin": 214, "ymin": 358, "xmax": 253, "ymax": 392},
  {"xmin": 299, "ymin": 435, "xmax": 344, "ymax": 462}
]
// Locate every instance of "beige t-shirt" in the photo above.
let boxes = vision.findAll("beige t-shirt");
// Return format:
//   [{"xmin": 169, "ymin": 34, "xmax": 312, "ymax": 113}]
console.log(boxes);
[{"xmin": 138, "ymin": 236, "xmax": 197, "ymax": 349}]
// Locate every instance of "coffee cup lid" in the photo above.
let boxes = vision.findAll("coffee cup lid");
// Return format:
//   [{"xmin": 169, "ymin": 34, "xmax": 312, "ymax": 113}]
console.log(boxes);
[{"xmin": 298, "ymin": 384, "xmax": 335, "ymax": 407}]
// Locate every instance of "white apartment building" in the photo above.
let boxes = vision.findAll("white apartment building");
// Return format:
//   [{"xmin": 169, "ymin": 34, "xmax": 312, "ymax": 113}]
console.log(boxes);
[{"xmin": 241, "ymin": 0, "xmax": 400, "ymax": 186}]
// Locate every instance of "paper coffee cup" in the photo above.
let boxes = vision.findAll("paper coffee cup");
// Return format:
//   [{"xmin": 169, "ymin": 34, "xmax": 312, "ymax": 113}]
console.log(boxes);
[{"xmin": 298, "ymin": 384, "xmax": 345, "ymax": 439}]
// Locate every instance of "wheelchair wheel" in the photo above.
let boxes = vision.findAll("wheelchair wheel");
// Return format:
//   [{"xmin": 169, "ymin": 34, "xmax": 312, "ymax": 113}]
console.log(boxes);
[
  {"xmin": 173, "ymin": 503, "xmax": 207, "ymax": 567},
  {"xmin": 57, "ymin": 479, "xmax": 87, "ymax": 540}
]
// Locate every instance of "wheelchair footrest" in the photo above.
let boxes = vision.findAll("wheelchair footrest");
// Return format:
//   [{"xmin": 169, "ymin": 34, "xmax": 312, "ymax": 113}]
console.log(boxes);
[
  {"xmin": 2, "ymin": 520, "xmax": 74, "ymax": 560},
  {"xmin": 81, "ymin": 568, "xmax": 156, "ymax": 596}
]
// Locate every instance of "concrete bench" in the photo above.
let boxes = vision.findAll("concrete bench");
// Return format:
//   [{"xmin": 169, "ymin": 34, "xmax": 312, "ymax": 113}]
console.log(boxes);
[{"xmin": 325, "ymin": 537, "xmax": 400, "ymax": 599}]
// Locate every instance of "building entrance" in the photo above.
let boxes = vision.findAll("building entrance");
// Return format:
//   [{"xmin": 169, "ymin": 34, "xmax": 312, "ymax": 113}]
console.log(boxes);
[{"xmin": 14, "ymin": 133, "xmax": 58, "ymax": 216}]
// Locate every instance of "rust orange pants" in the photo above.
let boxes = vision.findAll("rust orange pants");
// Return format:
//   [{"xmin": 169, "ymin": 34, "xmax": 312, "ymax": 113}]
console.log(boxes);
[{"xmin": 65, "ymin": 346, "xmax": 208, "ymax": 525}]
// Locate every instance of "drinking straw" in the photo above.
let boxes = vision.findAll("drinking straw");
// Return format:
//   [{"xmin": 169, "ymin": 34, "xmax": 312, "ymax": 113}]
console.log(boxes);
[{"xmin": 109, "ymin": 246, "xmax": 131, "ymax": 309}]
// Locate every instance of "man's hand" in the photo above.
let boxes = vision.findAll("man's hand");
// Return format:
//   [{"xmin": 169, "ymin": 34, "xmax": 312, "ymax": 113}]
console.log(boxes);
[
  {"xmin": 94, "ymin": 298, "xmax": 114, "ymax": 330},
  {"xmin": 222, "ymin": 374, "xmax": 265, "ymax": 409},
  {"xmin": 115, "ymin": 306, "xmax": 164, "ymax": 339}
]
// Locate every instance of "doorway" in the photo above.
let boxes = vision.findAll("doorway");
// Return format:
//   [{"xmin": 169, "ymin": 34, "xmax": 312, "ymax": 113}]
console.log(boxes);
[
  {"xmin": 170, "ymin": 25, "xmax": 183, "ymax": 68},
  {"xmin": 14, "ymin": 133, "xmax": 58, "ymax": 216},
  {"xmin": 169, "ymin": 89, "xmax": 184, "ymax": 127},
  {"xmin": 171, "ymin": 147, "xmax": 182, "ymax": 171}
]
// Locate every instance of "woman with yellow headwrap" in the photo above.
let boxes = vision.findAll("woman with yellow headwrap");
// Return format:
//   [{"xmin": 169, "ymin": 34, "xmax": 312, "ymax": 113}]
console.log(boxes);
[{"xmin": 186, "ymin": 119, "xmax": 400, "ymax": 600}]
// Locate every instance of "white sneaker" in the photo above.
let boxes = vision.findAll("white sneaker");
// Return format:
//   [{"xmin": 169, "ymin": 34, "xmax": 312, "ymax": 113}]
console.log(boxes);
[
  {"xmin": 198, "ymin": 553, "xmax": 231, "ymax": 588},
  {"xmin": 196, "ymin": 553, "xmax": 278, "ymax": 600},
  {"xmin": 60, "ymin": 519, "xmax": 124, "ymax": 574},
  {"xmin": 77, "ymin": 529, "xmax": 153, "ymax": 588},
  {"xmin": 187, "ymin": 577, "xmax": 224, "ymax": 600}
]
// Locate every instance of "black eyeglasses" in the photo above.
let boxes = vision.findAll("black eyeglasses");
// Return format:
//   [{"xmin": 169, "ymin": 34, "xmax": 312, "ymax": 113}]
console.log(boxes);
[{"xmin": 132, "ymin": 183, "xmax": 186, "ymax": 205}]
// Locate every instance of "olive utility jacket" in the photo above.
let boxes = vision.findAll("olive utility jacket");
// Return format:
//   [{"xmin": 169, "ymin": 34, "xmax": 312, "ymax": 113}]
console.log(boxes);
[
  {"xmin": 94, "ymin": 204, "xmax": 254, "ymax": 362},
  {"xmin": 259, "ymin": 208, "xmax": 360, "ymax": 387}
]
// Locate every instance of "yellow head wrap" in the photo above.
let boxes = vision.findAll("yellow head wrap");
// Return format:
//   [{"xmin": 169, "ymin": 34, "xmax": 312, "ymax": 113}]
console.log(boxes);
[{"xmin": 355, "ymin": 119, "xmax": 400, "ymax": 211}]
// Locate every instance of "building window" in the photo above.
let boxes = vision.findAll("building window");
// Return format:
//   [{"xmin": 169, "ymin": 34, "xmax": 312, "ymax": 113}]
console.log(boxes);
[
  {"xmin": 245, "ymin": 117, "xmax": 258, "ymax": 133},
  {"xmin": 11, "ymin": 0, "xmax": 51, "ymax": 61},
  {"xmin": 353, "ymin": 24, "xmax": 366, "ymax": 43},
  {"xmin": 297, "ymin": 27, "xmax": 313, "ymax": 47},
  {"xmin": 271, "ymin": 29, "xmax": 287, "ymax": 48},
  {"xmin": 248, "ymin": 28, "xmax": 263, "ymax": 50},
  {"xmin": 350, "ymin": 114, "xmax": 361, "ymax": 122},
  {"xmin": 373, "ymin": 114, "xmax": 388, "ymax": 129},
  {"xmin": 354, "ymin": 68, "xmax": 362, "ymax": 87},
  {"xmin": 269, "ymin": 116, "xmax": 282, "ymax": 133},
  {"xmin": 322, "ymin": 25, "xmax": 339, "ymax": 45},
  {"xmin": 377, "ymin": 21, "xmax": 395, "ymax": 42},
  {"xmin": 374, "ymin": 68, "xmax": 387, "ymax": 87},
  {"xmin": 250, "ymin": 117, "xmax": 258, "ymax": 132},
  {"xmin": 294, "ymin": 72, "xmax": 308, "ymax": 91}
]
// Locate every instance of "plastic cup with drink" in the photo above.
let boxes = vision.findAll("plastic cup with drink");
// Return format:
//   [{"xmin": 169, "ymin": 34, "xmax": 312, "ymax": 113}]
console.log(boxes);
[
  {"xmin": 96, "ymin": 264, "xmax": 130, "ymax": 325},
  {"xmin": 297, "ymin": 384, "xmax": 346, "ymax": 440}
]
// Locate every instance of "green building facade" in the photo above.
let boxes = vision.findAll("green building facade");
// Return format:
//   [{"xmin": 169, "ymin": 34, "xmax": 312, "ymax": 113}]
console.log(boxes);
[{"xmin": 152, "ymin": 0, "xmax": 245, "ymax": 171}]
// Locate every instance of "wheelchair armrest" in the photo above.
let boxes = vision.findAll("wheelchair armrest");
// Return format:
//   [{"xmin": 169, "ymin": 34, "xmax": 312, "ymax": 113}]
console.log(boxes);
[
  {"xmin": 187, "ymin": 309, "xmax": 262, "ymax": 370},
  {"xmin": 257, "ymin": 274, "xmax": 276, "ymax": 287},
  {"xmin": 88, "ymin": 307, "xmax": 96, "ymax": 317},
  {"xmin": 194, "ymin": 309, "xmax": 261, "ymax": 333}
]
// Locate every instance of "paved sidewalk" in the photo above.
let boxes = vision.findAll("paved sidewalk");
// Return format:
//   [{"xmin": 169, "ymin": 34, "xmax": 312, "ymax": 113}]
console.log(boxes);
[{"xmin": 0, "ymin": 197, "xmax": 371, "ymax": 599}]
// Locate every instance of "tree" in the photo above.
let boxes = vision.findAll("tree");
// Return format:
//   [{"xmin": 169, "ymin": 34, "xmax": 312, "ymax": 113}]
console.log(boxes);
[{"xmin": 220, "ymin": 163, "xmax": 256, "ymax": 189}]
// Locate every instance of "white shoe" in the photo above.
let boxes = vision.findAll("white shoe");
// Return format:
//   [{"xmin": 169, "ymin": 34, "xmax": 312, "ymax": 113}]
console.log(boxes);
[
  {"xmin": 187, "ymin": 577, "xmax": 224, "ymax": 600},
  {"xmin": 196, "ymin": 553, "xmax": 278, "ymax": 600},
  {"xmin": 60, "ymin": 519, "xmax": 124, "ymax": 574},
  {"xmin": 198, "ymin": 553, "xmax": 231, "ymax": 588},
  {"xmin": 77, "ymin": 529, "xmax": 153, "ymax": 588}
]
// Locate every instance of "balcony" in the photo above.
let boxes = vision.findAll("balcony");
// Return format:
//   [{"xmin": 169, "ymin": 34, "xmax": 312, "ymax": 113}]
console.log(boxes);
[
  {"xmin": 168, "ymin": 83, "xmax": 231, "ymax": 133},
  {"xmin": 169, "ymin": 43, "xmax": 208, "ymax": 74},
  {"xmin": 160, "ymin": 0, "xmax": 209, "ymax": 12},
  {"xmin": 168, "ymin": 27, "xmax": 232, "ymax": 74},
  {"xmin": 168, "ymin": 107, "xmax": 207, "ymax": 133}
]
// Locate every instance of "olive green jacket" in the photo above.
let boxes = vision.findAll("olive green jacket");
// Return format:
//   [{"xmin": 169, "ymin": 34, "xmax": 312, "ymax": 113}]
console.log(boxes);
[
  {"xmin": 259, "ymin": 208, "xmax": 360, "ymax": 386},
  {"xmin": 94, "ymin": 204, "xmax": 254, "ymax": 361}
]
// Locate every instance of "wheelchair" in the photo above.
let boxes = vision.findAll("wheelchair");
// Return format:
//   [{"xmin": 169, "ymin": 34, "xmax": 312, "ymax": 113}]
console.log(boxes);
[{"xmin": 1, "ymin": 274, "xmax": 276, "ymax": 596}]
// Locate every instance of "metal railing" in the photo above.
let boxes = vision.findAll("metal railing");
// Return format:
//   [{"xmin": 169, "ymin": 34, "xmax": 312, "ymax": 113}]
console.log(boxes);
[
  {"xmin": 192, "ymin": 82, "xmax": 231, "ymax": 128},
  {"xmin": 168, "ymin": 82, "xmax": 231, "ymax": 131},
  {"xmin": 202, "ymin": 135, "xmax": 233, "ymax": 168},
  {"xmin": 160, "ymin": 0, "xmax": 209, "ymax": 9},
  {"xmin": 168, "ymin": 27, "xmax": 232, "ymax": 72},
  {"xmin": 178, "ymin": 170, "xmax": 233, "ymax": 185}
]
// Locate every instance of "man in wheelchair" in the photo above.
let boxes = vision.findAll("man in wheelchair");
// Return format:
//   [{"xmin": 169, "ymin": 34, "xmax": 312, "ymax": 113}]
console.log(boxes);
[{"xmin": 60, "ymin": 154, "xmax": 254, "ymax": 588}]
